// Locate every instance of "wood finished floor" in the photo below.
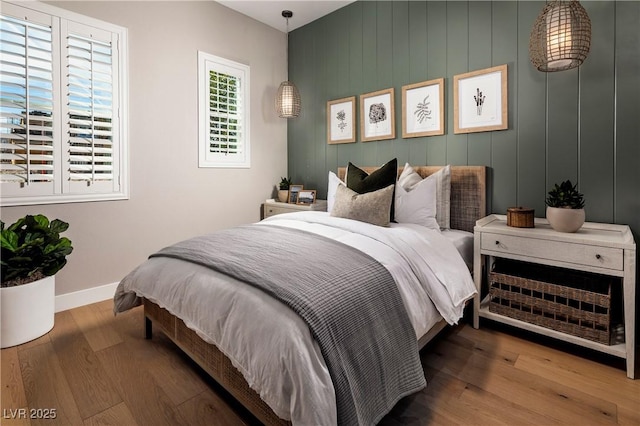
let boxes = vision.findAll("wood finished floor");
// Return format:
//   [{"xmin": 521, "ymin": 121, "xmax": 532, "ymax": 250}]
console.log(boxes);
[{"xmin": 2, "ymin": 299, "xmax": 638, "ymax": 425}]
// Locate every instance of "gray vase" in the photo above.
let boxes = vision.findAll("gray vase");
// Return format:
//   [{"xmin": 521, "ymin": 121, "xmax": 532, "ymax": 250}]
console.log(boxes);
[{"xmin": 546, "ymin": 206, "xmax": 585, "ymax": 233}]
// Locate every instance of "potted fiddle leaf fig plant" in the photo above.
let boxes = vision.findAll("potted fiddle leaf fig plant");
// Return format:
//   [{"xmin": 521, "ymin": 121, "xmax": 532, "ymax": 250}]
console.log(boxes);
[
  {"xmin": 278, "ymin": 176, "xmax": 292, "ymax": 202},
  {"xmin": 1, "ymin": 214, "xmax": 73, "ymax": 348},
  {"xmin": 545, "ymin": 180, "xmax": 585, "ymax": 233}
]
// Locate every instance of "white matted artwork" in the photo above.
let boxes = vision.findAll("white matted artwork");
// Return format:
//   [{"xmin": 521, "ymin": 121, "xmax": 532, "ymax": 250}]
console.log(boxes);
[
  {"xmin": 327, "ymin": 96, "xmax": 356, "ymax": 144},
  {"xmin": 454, "ymin": 64, "xmax": 508, "ymax": 134},
  {"xmin": 360, "ymin": 88, "xmax": 395, "ymax": 142},
  {"xmin": 402, "ymin": 78, "xmax": 444, "ymax": 138}
]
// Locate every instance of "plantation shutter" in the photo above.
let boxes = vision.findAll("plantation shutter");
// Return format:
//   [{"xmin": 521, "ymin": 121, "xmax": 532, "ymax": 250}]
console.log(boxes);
[
  {"xmin": 209, "ymin": 70, "xmax": 242, "ymax": 157},
  {"xmin": 63, "ymin": 21, "xmax": 120, "ymax": 194},
  {"xmin": 199, "ymin": 52, "xmax": 250, "ymax": 168},
  {"xmin": 0, "ymin": 9, "xmax": 57, "ymax": 197},
  {"xmin": 0, "ymin": 2, "xmax": 127, "ymax": 206}
]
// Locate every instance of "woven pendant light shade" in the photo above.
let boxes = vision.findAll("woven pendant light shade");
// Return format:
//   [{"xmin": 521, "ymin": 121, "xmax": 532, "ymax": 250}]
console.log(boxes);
[
  {"xmin": 529, "ymin": 0, "xmax": 591, "ymax": 72},
  {"xmin": 276, "ymin": 80, "xmax": 301, "ymax": 118},
  {"xmin": 276, "ymin": 10, "xmax": 301, "ymax": 118}
]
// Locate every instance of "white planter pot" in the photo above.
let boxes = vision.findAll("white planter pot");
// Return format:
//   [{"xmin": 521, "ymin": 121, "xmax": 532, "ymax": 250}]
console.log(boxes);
[
  {"xmin": 1, "ymin": 275, "xmax": 55, "ymax": 348},
  {"xmin": 546, "ymin": 206, "xmax": 585, "ymax": 233}
]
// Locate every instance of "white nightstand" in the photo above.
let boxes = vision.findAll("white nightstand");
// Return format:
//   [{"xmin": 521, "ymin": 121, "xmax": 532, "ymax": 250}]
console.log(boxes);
[
  {"xmin": 473, "ymin": 214, "xmax": 636, "ymax": 378},
  {"xmin": 262, "ymin": 200, "xmax": 327, "ymax": 219}
]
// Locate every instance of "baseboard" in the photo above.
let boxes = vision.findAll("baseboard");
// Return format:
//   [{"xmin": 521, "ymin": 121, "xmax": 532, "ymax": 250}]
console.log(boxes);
[{"xmin": 55, "ymin": 282, "xmax": 118, "ymax": 313}]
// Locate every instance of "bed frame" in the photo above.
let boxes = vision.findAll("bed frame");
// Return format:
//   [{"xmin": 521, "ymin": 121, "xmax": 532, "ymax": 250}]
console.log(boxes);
[{"xmin": 144, "ymin": 165, "xmax": 487, "ymax": 425}]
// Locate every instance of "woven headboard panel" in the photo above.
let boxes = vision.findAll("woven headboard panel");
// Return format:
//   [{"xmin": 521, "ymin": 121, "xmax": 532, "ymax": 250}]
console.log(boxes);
[{"xmin": 337, "ymin": 166, "xmax": 487, "ymax": 233}]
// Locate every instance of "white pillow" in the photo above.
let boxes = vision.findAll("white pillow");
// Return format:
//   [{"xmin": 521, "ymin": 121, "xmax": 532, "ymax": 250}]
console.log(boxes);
[
  {"xmin": 327, "ymin": 171, "xmax": 345, "ymax": 213},
  {"xmin": 394, "ymin": 176, "xmax": 439, "ymax": 230},
  {"xmin": 398, "ymin": 163, "xmax": 451, "ymax": 229},
  {"xmin": 398, "ymin": 163, "xmax": 423, "ymax": 188}
]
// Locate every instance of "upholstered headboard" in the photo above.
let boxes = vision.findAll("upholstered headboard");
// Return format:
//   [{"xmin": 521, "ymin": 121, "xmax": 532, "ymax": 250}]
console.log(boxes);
[{"xmin": 337, "ymin": 165, "xmax": 487, "ymax": 233}]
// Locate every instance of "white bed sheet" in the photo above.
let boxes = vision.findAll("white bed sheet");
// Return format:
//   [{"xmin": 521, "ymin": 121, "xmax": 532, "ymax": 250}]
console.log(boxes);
[
  {"xmin": 115, "ymin": 212, "xmax": 475, "ymax": 425},
  {"xmin": 441, "ymin": 228, "xmax": 475, "ymax": 270}
]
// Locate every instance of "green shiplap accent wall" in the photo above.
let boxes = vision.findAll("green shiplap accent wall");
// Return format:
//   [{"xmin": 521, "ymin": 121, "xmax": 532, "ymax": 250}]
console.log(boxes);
[
  {"xmin": 288, "ymin": 0, "xmax": 639, "ymax": 240},
  {"xmin": 616, "ymin": 1, "xmax": 640, "ymax": 235}
]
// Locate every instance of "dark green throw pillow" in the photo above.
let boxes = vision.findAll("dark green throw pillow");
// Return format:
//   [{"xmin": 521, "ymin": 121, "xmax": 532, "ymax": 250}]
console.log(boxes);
[{"xmin": 346, "ymin": 158, "xmax": 398, "ymax": 220}]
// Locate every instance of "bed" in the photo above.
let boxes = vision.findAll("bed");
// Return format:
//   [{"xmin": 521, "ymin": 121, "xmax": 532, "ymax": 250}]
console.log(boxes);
[{"xmin": 114, "ymin": 164, "xmax": 487, "ymax": 425}]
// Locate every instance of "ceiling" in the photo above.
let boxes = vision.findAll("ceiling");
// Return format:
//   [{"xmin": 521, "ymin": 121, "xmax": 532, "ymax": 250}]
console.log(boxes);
[{"xmin": 216, "ymin": 0, "xmax": 356, "ymax": 32}]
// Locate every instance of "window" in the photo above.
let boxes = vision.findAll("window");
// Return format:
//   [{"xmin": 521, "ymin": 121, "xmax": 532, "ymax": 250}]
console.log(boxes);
[
  {"xmin": 198, "ymin": 51, "xmax": 250, "ymax": 168},
  {"xmin": 0, "ymin": 1, "xmax": 128, "ymax": 206}
]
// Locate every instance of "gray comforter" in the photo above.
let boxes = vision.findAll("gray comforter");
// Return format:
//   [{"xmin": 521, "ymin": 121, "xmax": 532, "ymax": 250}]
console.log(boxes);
[{"xmin": 150, "ymin": 223, "xmax": 425, "ymax": 425}]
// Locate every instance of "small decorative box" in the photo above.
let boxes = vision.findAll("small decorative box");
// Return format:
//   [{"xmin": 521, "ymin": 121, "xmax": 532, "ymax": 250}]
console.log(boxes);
[{"xmin": 507, "ymin": 207, "xmax": 535, "ymax": 228}]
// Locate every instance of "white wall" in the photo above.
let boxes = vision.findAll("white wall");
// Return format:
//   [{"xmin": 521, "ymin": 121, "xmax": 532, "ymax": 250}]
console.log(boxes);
[{"xmin": 1, "ymin": 1, "xmax": 288, "ymax": 297}]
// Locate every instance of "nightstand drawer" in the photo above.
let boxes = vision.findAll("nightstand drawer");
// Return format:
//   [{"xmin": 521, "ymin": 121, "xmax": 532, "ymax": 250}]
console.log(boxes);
[
  {"xmin": 262, "ymin": 200, "xmax": 327, "ymax": 219},
  {"xmin": 264, "ymin": 205, "xmax": 294, "ymax": 217},
  {"xmin": 481, "ymin": 232, "xmax": 623, "ymax": 270}
]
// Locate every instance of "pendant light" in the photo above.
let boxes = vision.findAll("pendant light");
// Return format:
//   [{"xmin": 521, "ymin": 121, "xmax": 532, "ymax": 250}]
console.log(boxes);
[
  {"xmin": 529, "ymin": 0, "xmax": 591, "ymax": 72},
  {"xmin": 276, "ymin": 10, "xmax": 301, "ymax": 118}
]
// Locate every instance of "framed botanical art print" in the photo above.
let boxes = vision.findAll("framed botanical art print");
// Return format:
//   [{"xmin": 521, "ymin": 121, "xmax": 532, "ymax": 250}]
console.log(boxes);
[
  {"xmin": 360, "ymin": 88, "xmax": 395, "ymax": 142},
  {"xmin": 327, "ymin": 96, "xmax": 356, "ymax": 144},
  {"xmin": 401, "ymin": 78, "xmax": 445, "ymax": 138},
  {"xmin": 453, "ymin": 64, "xmax": 508, "ymax": 134}
]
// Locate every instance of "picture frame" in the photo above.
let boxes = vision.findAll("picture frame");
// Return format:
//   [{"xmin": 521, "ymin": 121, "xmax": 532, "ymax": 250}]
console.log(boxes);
[
  {"xmin": 360, "ymin": 88, "xmax": 395, "ymax": 142},
  {"xmin": 401, "ymin": 78, "xmax": 445, "ymax": 138},
  {"xmin": 297, "ymin": 189, "xmax": 316, "ymax": 205},
  {"xmin": 327, "ymin": 96, "xmax": 356, "ymax": 144},
  {"xmin": 288, "ymin": 184, "xmax": 303, "ymax": 204},
  {"xmin": 453, "ymin": 64, "xmax": 508, "ymax": 134}
]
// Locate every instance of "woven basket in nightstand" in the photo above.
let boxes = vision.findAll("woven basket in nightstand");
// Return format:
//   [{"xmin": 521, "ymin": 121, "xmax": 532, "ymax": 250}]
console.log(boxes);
[{"xmin": 489, "ymin": 259, "xmax": 618, "ymax": 345}]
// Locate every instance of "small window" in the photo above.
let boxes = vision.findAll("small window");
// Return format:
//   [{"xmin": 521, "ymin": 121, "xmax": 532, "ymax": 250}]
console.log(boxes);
[{"xmin": 198, "ymin": 52, "xmax": 250, "ymax": 168}]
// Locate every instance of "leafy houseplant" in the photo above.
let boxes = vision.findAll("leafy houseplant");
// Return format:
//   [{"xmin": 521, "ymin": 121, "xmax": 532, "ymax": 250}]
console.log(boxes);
[
  {"xmin": 277, "ymin": 177, "xmax": 292, "ymax": 202},
  {"xmin": 1, "ymin": 214, "xmax": 73, "ymax": 287},
  {"xmin": 545, "ymin": 180, "xmax": 585, "ymax": 209},
  {"xmin": 545, "ymin": 180, "xmax": 585, "ymax": 232},
  {"xmin": 279, "ymin": 177, "xmax": 292, "ymax": 191},
  {"xmin": 1, "ymin": 214, "xmax": 73, "ymax": 348}
]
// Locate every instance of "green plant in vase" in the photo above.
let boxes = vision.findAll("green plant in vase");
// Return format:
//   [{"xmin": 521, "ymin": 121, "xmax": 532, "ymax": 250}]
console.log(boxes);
[
  {"xmin": 1, "ymin": 214, "xmax": 73, "ymax": 348},
  {"xmin": 545, "ymin": 180, "xmax": 585, "ymax": 232},
  {"xmin": 277, "ymin": 177, "xmax": 292, "ymax": 202}
]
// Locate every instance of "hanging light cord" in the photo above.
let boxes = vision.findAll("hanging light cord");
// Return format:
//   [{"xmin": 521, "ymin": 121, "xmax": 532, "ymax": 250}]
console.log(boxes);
[{"xmin": 283, "ymin": 10, "xmax": 291, "ymax": 78}]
